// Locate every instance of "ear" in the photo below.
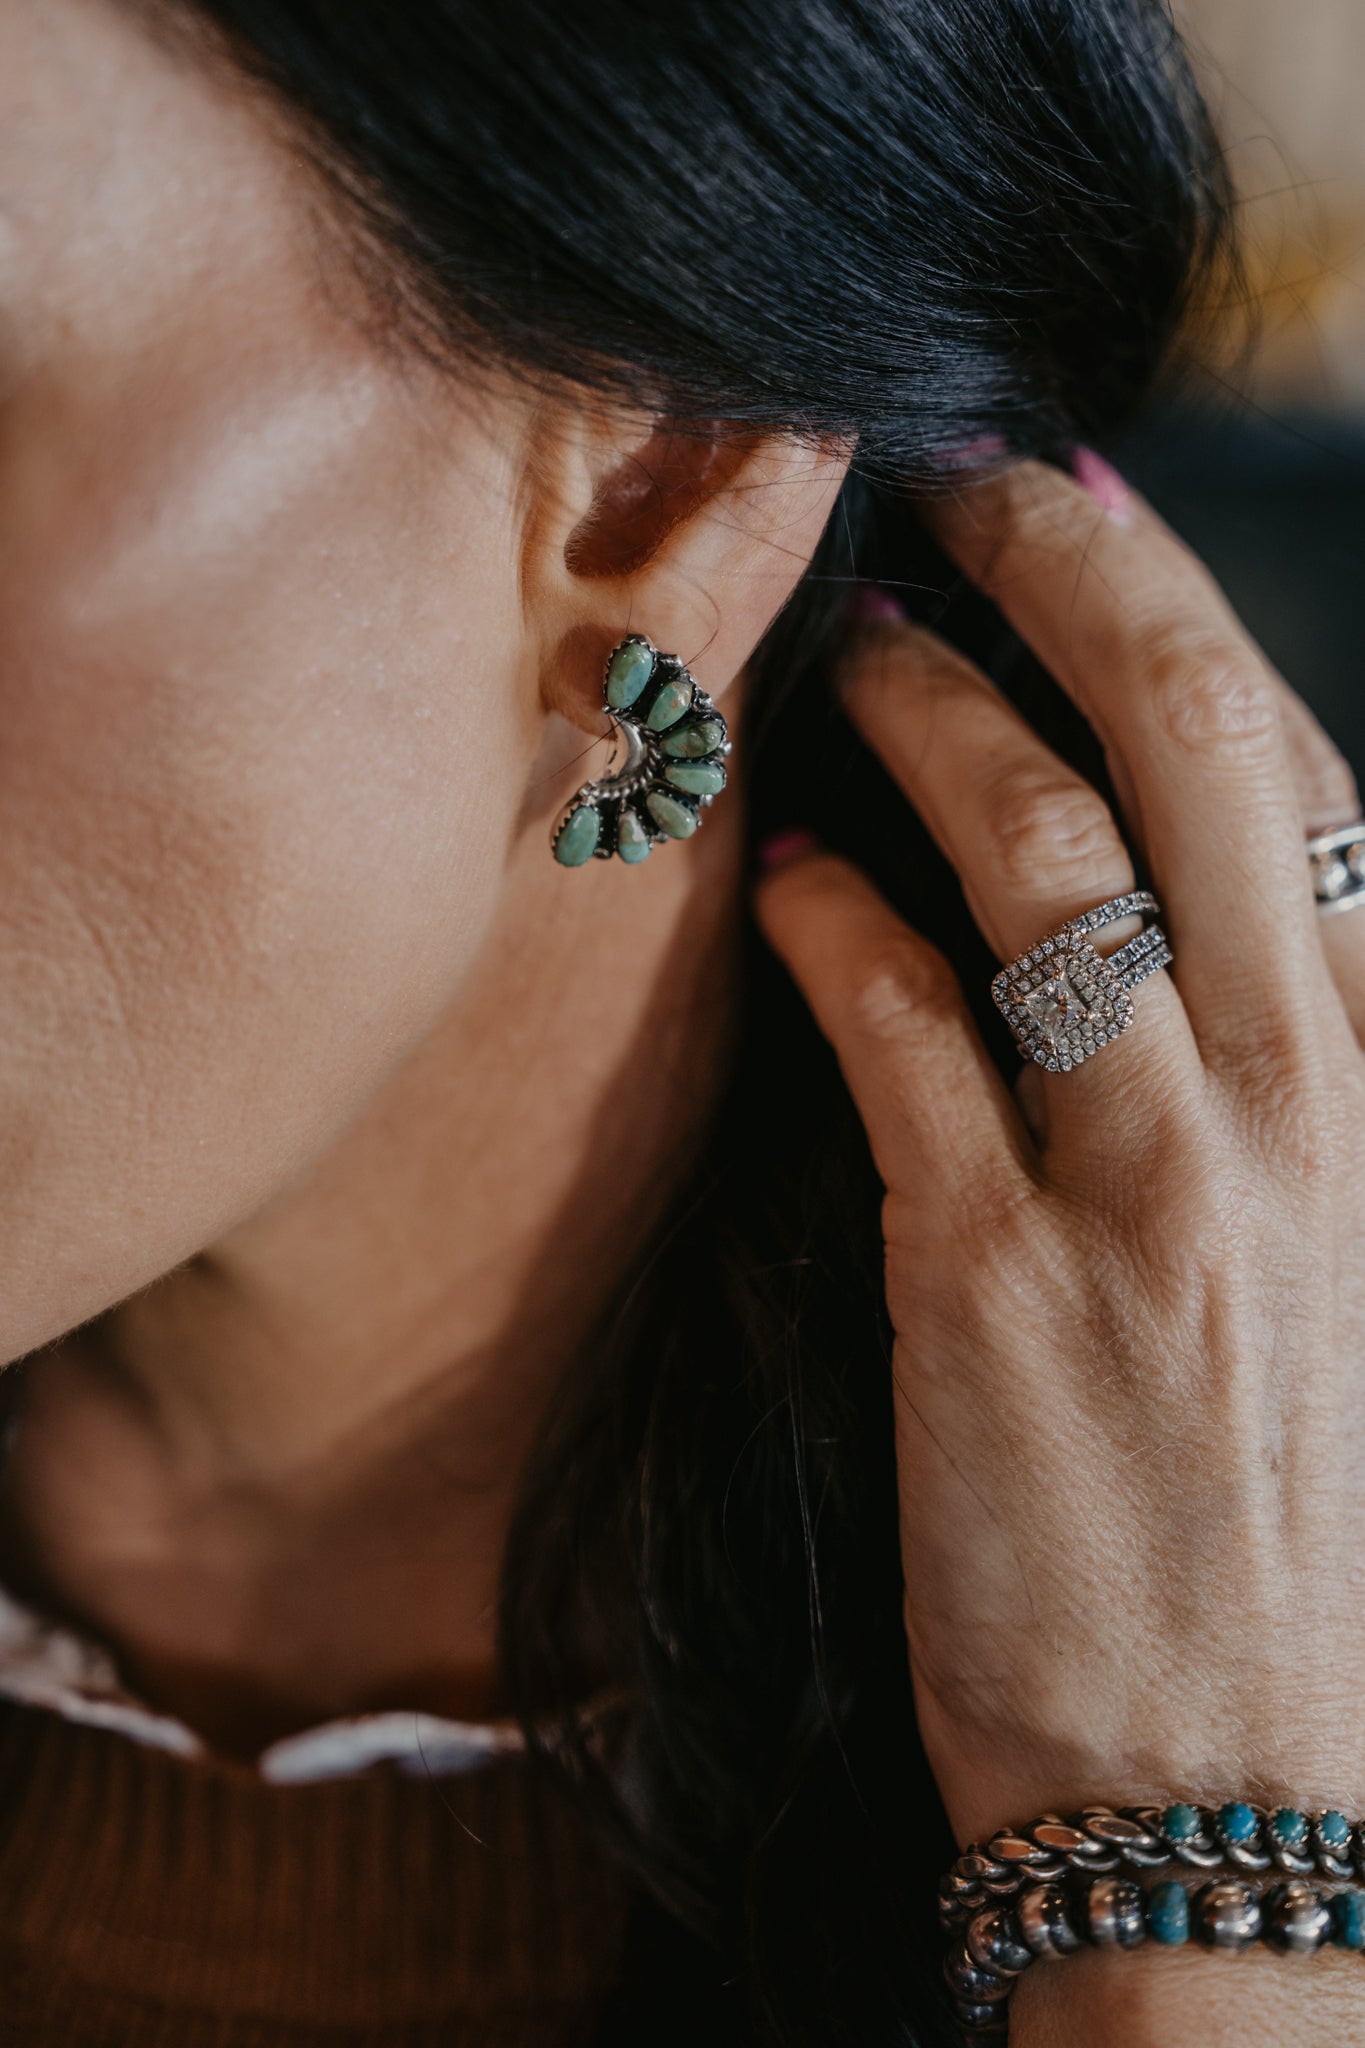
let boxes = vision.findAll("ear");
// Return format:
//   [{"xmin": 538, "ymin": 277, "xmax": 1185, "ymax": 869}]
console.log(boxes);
[{"xmin": 524, "ymin": 406, "xmax": 852, "ymax": 739}]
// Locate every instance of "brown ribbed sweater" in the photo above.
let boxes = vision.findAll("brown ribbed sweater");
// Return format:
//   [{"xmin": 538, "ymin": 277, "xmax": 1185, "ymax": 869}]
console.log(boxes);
[{"xmin": 0, "ymin": 1698, "xmax": 627, "ymax": 2045}]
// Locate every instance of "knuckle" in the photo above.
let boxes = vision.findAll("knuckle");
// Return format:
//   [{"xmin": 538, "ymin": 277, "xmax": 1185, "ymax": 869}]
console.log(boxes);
[
  {"xmin": 887, "ymin": 1189, "xmax": 1037, "ymax": 1347},
  {"xmin": 1217, "ymin": 1023, "xmax": 1338, "ymax": 1169},
  {"xmin": 1214, "ymin": 1023, "xmax": 1299, "ymax": 1109},
  {"xmin": 1273, "ymin": 1100, "xmax": 1341, "ymax": 1185},
  {"xmin": 959, "ymin": 1169, "xmax": 1039, "ymax": 1261},
  {"xmin": 1143, "ymin": 630, "xmax": 1278, "ymax": 757},
  {"xmin": 849, "ymin": 938, "xmax": 960, "ymax": 1045},
  {"xmin": 985, "ymin": 767, "xmax": 1120, "ymax": 890}
]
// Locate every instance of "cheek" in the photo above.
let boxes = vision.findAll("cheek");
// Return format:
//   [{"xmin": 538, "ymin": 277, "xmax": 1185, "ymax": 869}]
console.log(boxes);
[{"xmin": 0, "ymin": 358, "xmax": 527, "ymax": 1358}]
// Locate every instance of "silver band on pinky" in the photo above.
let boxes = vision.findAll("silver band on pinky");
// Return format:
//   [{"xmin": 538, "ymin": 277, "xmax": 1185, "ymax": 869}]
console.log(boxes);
[{"xmin": 1307, "ymin": 824, "xmax": 1365, "ymax": 915}]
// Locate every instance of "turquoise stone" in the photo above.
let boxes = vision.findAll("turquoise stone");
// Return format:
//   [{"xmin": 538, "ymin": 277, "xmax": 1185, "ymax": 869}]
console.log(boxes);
[
  {"xmin": 1271, "ymin": 1808, "xmax": 1308, "ymax": 1850},
  {"xmin": 1162, "ymin": 1803, "xmax": 1200, "ymax": 1844},
  {"xmin": 1146, "ymin": 1881, "xmax": 1190, "ymax": 1946},
  {"xmin": 645, "ymin": 789, "xmax": 699, "ymax": 840},
  {"xmin": 1332, "ymin": 1890, "xmax": 1365, "ymax": 1950},
  {"xmin": 645, "ymin": 677, "xmax": 693, "ymax": 732},
  {"xmin": 664, "ymin": 760, "xmax": 726, "ymax": 797},
  {"xmin": 615, "ymin": 809, "xmax": 652, "ymax": 864},
  {"xmin": 1320, "ymin": 1810, "xmax": 1351, "ymax": 1850},
  {"xmin": 605, "ymin": 639, "xmax": 654, "ymax": 710},
  {"xmin": 553, "ymin": 804, "xmax": 600, "ymax": 867},
  {"xmin": 661, "ymin": 717, "xmax": 724, "ymax": 760},
  {"xmin": 1217, "ymin": 1801, "xmax": 1258, "ymax": 1846}
]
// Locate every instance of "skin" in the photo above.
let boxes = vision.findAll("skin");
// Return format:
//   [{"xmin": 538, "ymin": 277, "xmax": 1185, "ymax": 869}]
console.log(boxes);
[
  {"xmin": 7, "ymin": 0, "xmax": 1365, "ymax": 2038},
  {"xmin": 0, "ymin": 0, "xmax": 845, "ymax": 1743},
  {"xmin": 757, "ymin": 466, "xmax": 1365, "ymax": 2038}
]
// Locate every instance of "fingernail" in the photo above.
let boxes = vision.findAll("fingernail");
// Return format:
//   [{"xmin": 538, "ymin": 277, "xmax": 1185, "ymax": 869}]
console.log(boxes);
[
  {"xmin": 1072, "ymin": 446, "xmax": 1134, "ymax": 526},
  {"xmin": 848, "ymin": 585, "xmax": 907, "ymax": 626},
  {"xmin": 936, "ymin": 433, "xmax": 1009, "ymax": 473},
  {"xmin": 757, "ymin": 827, "xmax": 820, "ymax": 873}
]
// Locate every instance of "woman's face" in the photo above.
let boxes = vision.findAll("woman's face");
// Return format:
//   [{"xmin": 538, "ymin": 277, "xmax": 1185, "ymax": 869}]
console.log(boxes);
[{"xmin": 0, "ymin": 0, "xmax": 549, "ymax": 1355}]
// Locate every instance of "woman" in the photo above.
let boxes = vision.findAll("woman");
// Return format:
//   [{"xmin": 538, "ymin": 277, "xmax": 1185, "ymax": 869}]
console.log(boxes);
[{"xmin": 1, "ymin": 0, "xmax": 1363, "ymax": 2041}]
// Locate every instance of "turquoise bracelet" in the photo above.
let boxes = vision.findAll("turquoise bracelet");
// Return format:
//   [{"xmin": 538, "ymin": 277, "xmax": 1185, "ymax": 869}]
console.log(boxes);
[
  {"xmin": 941, "ymin": 1803, "xmax": 1365, "ymax": 2038},
  {"xmin": 940, "ymin": 1801, "xmax": 1364, "ymax": 1931}
]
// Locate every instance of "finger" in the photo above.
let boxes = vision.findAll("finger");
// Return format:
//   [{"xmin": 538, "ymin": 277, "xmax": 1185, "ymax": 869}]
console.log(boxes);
[
  {"xmin": 1271, "ymin": 675, "xmax": 1365, "ymax": 1029},
  {"xmin": 843, "ymin": 620, "xmax": 1136, "ymax": 956},
  {"xmin": 840, "ymin": 617, "xmax": 1196, "ymax": 1122},
  {"xmin": 1274, "ymin": 674, "xmax": 1362, "ymax": 841},
  {"xmin": 753, "ymin": 843, "xmax": 1032, "ymax": 1215},
  {"xmin": 928, "ymin": 462, "xmax": 1335, "ymax": 1080}
]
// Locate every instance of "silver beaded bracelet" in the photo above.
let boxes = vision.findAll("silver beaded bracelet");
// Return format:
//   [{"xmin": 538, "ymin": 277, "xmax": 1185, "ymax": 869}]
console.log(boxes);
[
  {"xmin": 941, "ymin": 1803, "xmax": 1365, "ymax": 2039},
  {"xmin": 940, "ymin": 1800, "xmax": 1363, "ymax": 1930}
]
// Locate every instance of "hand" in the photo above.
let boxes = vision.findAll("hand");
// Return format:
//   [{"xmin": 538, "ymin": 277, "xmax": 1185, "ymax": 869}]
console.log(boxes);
[{"xmin": 756, "ymin": 461, "xmax": 1365, "ymax": 1853}]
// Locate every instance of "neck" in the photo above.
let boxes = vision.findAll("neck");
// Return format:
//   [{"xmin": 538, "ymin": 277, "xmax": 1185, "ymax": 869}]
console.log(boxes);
[{"xmin": 0, "ymin": 755, "xmax": 744, "ymax": 1755}]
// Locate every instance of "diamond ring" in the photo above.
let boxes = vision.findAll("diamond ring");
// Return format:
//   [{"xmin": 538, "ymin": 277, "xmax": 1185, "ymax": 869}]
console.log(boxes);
[
  {"xmin": 1307, "ymin": 824, "xmax": 1365, "ymax": 915},
  {"xmin": 990, "ymin": 891, "xmax": 1173, "ymax": 1074}
]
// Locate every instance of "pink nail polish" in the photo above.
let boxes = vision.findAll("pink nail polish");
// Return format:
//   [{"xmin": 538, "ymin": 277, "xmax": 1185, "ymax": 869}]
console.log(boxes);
[
  {"xmin": 757, "ymin": 827, "xmax": 819, "ymax": 873},
  {"xmin": 1072, "ymin": 446, "xmax": 1134, "ymax": 526},
  {"xmin": 849, "ymin": 585, "xmax": 907, "ymax": 626},
  {"xmin": 936, "ymin": 433, "xmax": 1009, "ymax": 472}
]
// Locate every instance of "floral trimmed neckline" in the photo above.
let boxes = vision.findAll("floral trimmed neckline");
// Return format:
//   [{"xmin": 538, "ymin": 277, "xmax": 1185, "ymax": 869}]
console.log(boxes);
[{"xmin": 0, "ymin": 1581, "xmax": 527, "ymax": 1783}]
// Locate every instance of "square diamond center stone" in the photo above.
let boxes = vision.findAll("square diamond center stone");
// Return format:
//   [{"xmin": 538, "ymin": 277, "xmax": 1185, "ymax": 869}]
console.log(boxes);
[
  {"xmin": 993, "ymin": 933, "xmax": 1135, "ymax": 1070},
  {"xmin": 1024, "ymin": 959, "xmax": 1091, "ymax": 1043}
]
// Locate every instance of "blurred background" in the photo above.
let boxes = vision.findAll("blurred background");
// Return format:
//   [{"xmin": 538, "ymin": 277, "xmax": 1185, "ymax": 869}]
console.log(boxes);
[{"xmin": 1125, "ymin": 0, "xmax": 1365, "ymax": 766}]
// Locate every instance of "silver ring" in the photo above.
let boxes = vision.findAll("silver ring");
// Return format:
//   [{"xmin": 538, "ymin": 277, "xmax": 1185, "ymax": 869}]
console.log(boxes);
[
  {"xmin": 990, "ymin": 891, "xmax": 1173, "ymax": 1074},
  {"xmin": 1307, "ymin": 823, "xmax": 1365, "ymax": 915}
]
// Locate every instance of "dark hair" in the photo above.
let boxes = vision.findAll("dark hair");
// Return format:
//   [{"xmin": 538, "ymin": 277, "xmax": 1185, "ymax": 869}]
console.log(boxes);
[{"xmin": 154, "ymin": 2, "xmax": 1228, "ymax": 2038}]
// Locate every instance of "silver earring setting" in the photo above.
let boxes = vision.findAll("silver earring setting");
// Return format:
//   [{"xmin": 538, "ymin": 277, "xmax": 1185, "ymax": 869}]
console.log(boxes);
[{"xmin": 551, "ymin": 634, "xmax": 730, "ymax": 866}]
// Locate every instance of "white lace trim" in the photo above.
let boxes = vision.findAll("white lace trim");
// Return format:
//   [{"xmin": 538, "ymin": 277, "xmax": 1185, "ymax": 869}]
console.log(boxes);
[{"xmin": 0, "ymin": 1585, "xmax": 525, "ymax": 1783}]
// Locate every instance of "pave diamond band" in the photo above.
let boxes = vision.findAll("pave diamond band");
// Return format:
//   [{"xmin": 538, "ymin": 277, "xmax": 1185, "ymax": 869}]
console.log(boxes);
[
  {"xmin": 1308, "ymin": 822, "xmax": 1365, "ymax": 915},
  {"xmin": 1108, "ymin": 921, "xmax": 1173, "ymax": 993},
  {"xmin": 990, "ymin": 892, "xmax": 1171, "ymax": 1074}
]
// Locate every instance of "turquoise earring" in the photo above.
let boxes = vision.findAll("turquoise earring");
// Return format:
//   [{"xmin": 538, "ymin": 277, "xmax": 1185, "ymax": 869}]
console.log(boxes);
[{"xmin": 551, "ymin": 635, "xmax": 730, "ymax": 867}]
